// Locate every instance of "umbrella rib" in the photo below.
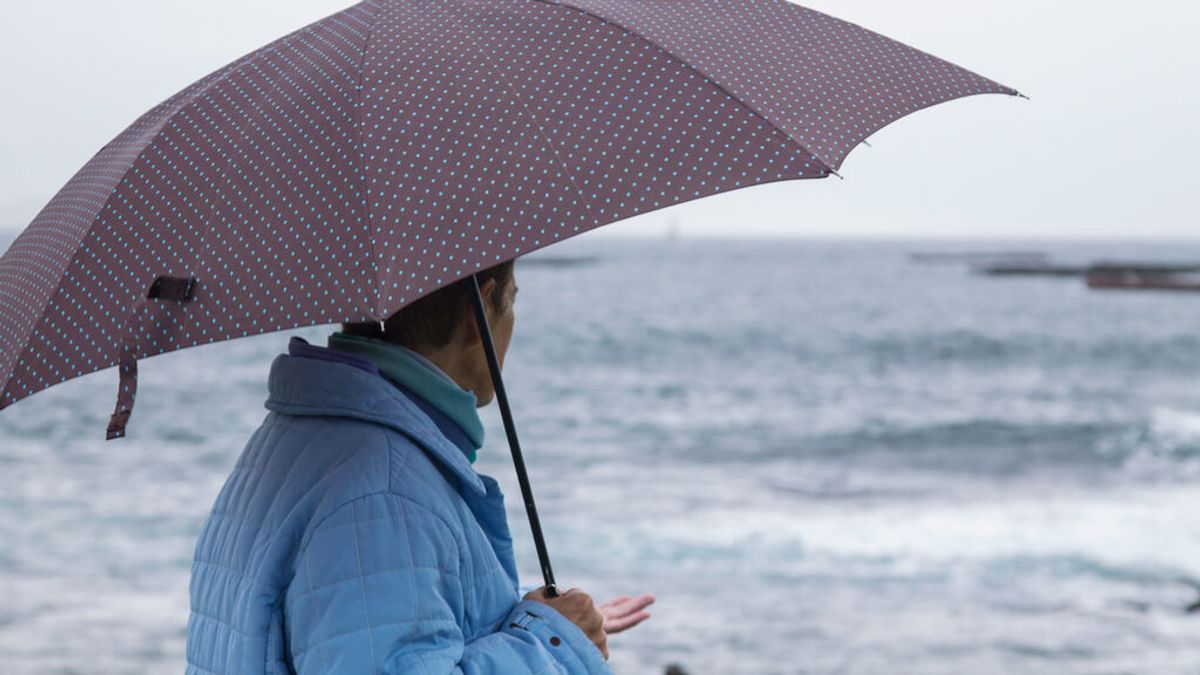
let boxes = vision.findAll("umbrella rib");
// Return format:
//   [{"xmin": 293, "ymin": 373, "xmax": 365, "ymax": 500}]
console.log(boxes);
[
  {"xmin": 526, "ymin": 0, "xmax": 838, "ymax": 178},
  {"xmin": 180, "ymin": 4, "xmax": 385, "ymax": 327},
  {"xmin": 0, "ymin": 55, "xmax": 269, "ymax": 407},
  {"xmin": 440, "ymin": 6, "xmax": 598, "ymax": 236},
  {"xmin": 0, "ymin": 9, "xmax": 374, "ymax": 408},
  {"xmin": 537, "ymin": 1, "xmax": 1019, "ymax": 173},
  {"xmin": 353, "ymin": 0, "xmax": 387, "ymax": 322}
]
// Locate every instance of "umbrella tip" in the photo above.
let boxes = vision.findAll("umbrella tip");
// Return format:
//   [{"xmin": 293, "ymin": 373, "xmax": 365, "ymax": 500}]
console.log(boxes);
[
  {"xmin": 829, "ymin": 168, "xmax": 844, "ymax": 180},
  {"xmin": 1015, "ymin": 91, "xmax": 1031, "ymax": 100}
]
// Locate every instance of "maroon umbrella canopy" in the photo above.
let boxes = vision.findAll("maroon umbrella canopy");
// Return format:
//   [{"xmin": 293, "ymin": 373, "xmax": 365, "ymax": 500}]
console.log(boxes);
[{"xmin": 0, "ymin": 0, "xmax": 1016, "ymax": 434}]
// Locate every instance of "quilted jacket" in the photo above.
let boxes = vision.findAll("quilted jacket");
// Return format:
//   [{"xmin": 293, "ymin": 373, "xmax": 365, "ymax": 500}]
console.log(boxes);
[{"xmin": 185, "ymin": 339, "xmax": 610, "ymax": 674}]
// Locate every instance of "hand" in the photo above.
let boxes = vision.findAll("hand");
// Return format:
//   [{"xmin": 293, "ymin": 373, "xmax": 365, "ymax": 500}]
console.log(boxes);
[
  {"xmin": 524, "ymin": 586, "xmax": 608, "ymax": 660},
  {"xmin": 599, "ymin": 593, "xmax": 655, "ymax": 634}
]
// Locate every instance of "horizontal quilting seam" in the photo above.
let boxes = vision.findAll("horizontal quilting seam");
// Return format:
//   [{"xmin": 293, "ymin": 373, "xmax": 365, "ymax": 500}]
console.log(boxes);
[
  {"xmin": 270, "ymin": 428, "xmax": 392, "ymax": 556},
  {"xmin": 408, "ymin": 647, "xmax": 472, "ymax": 671},
  {"xmin": 301, "ymin": 510, "xmax": 444, "ymax": 535},
  {"xmin": 385, "ymin": 438, "xmax": 469, "ymax": 557},
  {"xmin": 268, "ymin": 395, "xmax": 415, "ymax": 421},
  {"xmin": 289, "ymin": 618, "xmax": 461, "ymax": 660},
  {"xmin": 191, "ymin": 558, "xmax": 255, "ymax": 584},
  {"xmin": 183, "ymin": 660, "xmax": 223, "ymax": 675},
  {"xmin": 213, "ymin": 463, "xmax": 271, "ymax": 485},
  {"xmin": 389, "ymin": 493, "xmax": 468, "ymax": 587},
  {"xmin": 289, "ymin": 563, "xmax": 457, "ymax": 602},
  {"xmin": 455, "ymin": 560, "xmax": 493, "ymax": 599},
  {"xmin": 199, "ymin": 510, "xmax": 261, "ymax": 542},
  {"xmin": 296, "ymin": 491, "xmax": 459, "ymax": 558},
  {"xmin": 205, "ymin": 507, "xmax": 266, "ymax": 527},
  {"xmin": 250, "ymin": 422, "xmax": 340, "ymax": 523},
  {"xmin": 188, "ymin": 608, "xmax": 255, "ymax": 639},
  {"xmin": 293, "ymin": 489, "xmax": 390, "ymax": 552}
]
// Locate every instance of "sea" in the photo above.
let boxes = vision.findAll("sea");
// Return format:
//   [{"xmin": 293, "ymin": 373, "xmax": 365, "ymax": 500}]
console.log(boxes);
[{"xmin": 1, "ymin": 233, "xmax": 1198, "ymax": 674}]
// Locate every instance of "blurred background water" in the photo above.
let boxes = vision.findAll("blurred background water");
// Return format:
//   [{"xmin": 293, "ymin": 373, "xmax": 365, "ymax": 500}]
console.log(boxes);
[{"xmin": 1, "ymin": 233, "xmax": 1198, "ymax": 674}]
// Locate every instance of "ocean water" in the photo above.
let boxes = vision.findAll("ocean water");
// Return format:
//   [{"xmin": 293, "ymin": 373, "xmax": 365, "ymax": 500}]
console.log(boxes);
[{"xmin": 1, "ymin": 234, "xmax": 1198, "ymax": 674}]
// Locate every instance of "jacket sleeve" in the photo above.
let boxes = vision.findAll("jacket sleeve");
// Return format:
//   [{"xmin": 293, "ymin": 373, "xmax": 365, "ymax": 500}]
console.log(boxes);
[{"xmin": 284, "ymin": 492, "xmax": 610, "ymax": 675}]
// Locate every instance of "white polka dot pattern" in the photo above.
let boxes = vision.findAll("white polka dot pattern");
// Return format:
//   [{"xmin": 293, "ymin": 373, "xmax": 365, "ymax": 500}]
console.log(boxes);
[
  {"xmin": 550, "ymin": 0, "xmax": 1018, "ymax": 169},
  {"xmin": 0, "ymin": 0, "xmax": 1014, "ymax": 424},
  {"xmin": 1, "ymin": 2, "xmax": 380, "ymax": 418},
  {"xmin": 360, "ymin": 0, "xmax": 831, "ymax": 314}
]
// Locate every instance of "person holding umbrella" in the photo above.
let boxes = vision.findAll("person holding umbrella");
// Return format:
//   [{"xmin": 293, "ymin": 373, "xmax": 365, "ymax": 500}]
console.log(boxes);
[
  {"xmin": 0, "ymin": 0, "xmax": 1018, "ymax": 672},
  {"xmin": 185, "ymin": 258, "xmax": 652, "ymax": 673}
]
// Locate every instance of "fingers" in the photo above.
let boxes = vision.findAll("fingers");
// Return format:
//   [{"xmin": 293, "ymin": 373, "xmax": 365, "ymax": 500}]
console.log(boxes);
[
  {"xmin": 600, "ymin": 595, "xmax": 631, "ymax": 609},
  {"xmin": 527, "ymin": 587, "xmax": 652, "ymax": 649},
  {"xmin": 603, "ymin": 593, "xmax": 656, "ymax": 616},
  {"xmin": 605, "ymin": 610, "xmax": 651, "ymax": 634},
  {"xmin": 622, "ymin": 594, "xmax": 656, "ymax": 612},
  {"xmin": 602, "ymin": 593, "xmax": 655, "ymax": 634}
]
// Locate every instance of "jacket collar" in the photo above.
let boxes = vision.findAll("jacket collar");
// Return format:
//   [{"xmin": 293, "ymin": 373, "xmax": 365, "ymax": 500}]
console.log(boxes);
[
  {"xmin": 325, "ymin": 332, "xmax": 486, "ymax": 460},
  {"xmin": 264, "ymin": 340, "xmax": 487, "ymax": 496}
]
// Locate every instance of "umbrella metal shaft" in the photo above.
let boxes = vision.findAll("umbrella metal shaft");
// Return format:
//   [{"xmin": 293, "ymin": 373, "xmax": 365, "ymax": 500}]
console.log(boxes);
[{"xmin": 468, "ymin": 274, "xmax": 558, "ymax": 598}]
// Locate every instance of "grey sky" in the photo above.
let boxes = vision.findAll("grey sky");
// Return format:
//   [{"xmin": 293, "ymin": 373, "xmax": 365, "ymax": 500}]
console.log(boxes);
[{"xmin": 1, "ymin": 0, "xmax": 1196, "ymax": 240}]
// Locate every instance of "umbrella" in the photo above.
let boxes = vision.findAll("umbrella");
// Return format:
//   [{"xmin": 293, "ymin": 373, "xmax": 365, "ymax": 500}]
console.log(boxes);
[{"xmin": 0, "ymin": 0, "xmax": 1018, "ymax": 594}]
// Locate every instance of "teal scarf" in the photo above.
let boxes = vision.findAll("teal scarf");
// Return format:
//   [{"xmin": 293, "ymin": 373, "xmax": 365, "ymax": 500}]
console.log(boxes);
[{"xmin": 326, "ymin": 331, "xmax": 485, "ymax": 462}]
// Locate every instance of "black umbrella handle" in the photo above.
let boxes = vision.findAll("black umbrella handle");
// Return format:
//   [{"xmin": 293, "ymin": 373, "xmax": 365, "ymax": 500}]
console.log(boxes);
[{"xmin": 468, "ymin": 274, "xmax": 558, "ymax": 598}]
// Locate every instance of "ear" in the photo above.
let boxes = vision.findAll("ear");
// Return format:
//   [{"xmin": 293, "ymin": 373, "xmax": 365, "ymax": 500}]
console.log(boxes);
[
  {"xmin": 460, "ymin": 277, "xmax": 498, "ymax": 347},
  {"xmin": 480, "ymin": 277, "xmax": 502, "ymax": 314},
  {"xmin": 480, "ymin": 276, "xmax": 499, "ymax": 295}
]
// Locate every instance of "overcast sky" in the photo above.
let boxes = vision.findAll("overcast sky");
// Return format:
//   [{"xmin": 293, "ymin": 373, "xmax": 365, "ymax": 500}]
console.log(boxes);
[{"xmin": 1, "ymin": 0, "xmax": 1196, "ymax": 240}]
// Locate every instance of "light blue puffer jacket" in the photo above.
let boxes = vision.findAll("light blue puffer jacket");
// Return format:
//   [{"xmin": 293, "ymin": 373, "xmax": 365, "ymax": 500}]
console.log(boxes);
[{"xmin": 185, "ymin": 340, "xmax": 610, "ymax": 674}]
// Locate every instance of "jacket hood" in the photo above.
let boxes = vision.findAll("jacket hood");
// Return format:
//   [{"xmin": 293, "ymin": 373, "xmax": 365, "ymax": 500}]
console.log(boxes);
[{"xmin": 263, "ymin": 350, "xmax": 487, "ymax": 496}]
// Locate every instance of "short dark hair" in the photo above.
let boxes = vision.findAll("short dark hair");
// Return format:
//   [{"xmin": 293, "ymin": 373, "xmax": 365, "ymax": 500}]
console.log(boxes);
[{"xmin": 342, "ymin": 260, "xmax": 515, "ymax": 350}]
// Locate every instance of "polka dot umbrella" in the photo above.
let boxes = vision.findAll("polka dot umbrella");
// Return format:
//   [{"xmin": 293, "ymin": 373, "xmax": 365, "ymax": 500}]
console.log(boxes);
[{"xmin": 0, "ymin": 0, "xmax": 1018, "ymax": 590}]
